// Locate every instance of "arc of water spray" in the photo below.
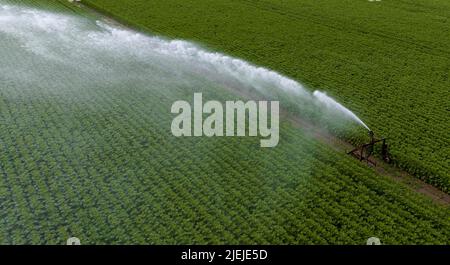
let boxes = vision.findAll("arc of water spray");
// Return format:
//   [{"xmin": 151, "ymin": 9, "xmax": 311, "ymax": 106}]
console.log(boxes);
[{"xmin": 0, "ymin": 3, "xmax": 370, "ymax": 131}]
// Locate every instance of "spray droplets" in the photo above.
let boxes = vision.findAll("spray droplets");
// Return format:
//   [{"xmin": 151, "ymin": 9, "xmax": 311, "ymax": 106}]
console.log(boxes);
[
  {"xmin": 0, "ymin": 3, "xmax": 369, "ymax": 131},
  {"xmin": 313, "ymin": 91, "xmax": 370, "ymax": 131}
]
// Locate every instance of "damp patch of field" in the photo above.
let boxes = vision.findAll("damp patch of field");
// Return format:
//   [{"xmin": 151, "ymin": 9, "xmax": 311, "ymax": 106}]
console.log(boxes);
[{"xmin": 83, "ymin": 0, "xmax": 450, "ymax": 192}]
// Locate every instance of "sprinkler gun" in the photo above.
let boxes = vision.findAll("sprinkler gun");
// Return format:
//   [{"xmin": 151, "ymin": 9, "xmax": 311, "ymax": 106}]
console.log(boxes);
[{"xmin": 368, "ymin": 130, "xmax": 375, "ymax": 143}]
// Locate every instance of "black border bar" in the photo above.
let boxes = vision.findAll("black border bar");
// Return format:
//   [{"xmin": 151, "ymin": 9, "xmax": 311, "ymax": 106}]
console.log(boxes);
[{"xmin": 1, "ymin": 245, "xmax": 449, "ymax": 264}]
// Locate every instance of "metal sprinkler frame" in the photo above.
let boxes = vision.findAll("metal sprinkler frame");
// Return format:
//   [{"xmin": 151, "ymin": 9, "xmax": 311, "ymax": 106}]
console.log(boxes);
[{"xmin": 348, "ymin": 131, "xmax": 391, "ymax": 166}]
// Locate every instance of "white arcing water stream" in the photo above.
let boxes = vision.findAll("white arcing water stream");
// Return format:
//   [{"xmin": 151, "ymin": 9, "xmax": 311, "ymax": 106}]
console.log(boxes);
[
  {"xmin": 313, "ymin": 91, "xmax": 370, "ymax": 131},
  {"xmin": 0, "ymin": 3, "xmax": 369, "ymax": 131}
]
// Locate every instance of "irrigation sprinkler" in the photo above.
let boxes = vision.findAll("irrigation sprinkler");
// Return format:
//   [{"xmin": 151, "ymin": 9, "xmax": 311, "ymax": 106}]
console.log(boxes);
[{"xmin": 348, "ymin": 130, "xmax": 391, "ymax": 166}]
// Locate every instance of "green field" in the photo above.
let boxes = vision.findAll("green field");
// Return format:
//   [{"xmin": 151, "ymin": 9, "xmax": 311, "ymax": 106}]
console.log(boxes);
[
  {"xmin": 0, "ymin": 0, "xmax": 449, "ymax": 245},
  {"xmin": 83, "ymin": 0, "xmax": 450, "ymax": 192}
]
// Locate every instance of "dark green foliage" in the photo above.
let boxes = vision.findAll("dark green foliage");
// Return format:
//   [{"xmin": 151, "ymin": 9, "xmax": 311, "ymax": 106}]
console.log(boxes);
[{"xmin": 83, "ymin": 0, "xmax": 450, "ymax": 192}]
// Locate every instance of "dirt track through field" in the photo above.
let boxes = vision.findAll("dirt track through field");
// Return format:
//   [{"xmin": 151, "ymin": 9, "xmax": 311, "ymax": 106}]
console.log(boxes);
[{"xmin": 285, "ymin": 114, "xmax": 450, "ymax": 206}]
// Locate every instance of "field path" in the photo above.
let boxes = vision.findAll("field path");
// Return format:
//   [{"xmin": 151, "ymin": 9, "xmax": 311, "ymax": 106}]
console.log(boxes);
[{"xmin": 284, "ymin": 111, "xmax": 450, "ymax": 206}]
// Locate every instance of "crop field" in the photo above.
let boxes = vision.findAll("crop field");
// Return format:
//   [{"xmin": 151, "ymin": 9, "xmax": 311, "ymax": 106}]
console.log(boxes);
[
  {"xmin": 0, "ymin": 0, "xmax": 449, "ymax": 245},
  {"xmin": 83, "ymin": 0, "xmax": 450, "ymax": 192}
]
